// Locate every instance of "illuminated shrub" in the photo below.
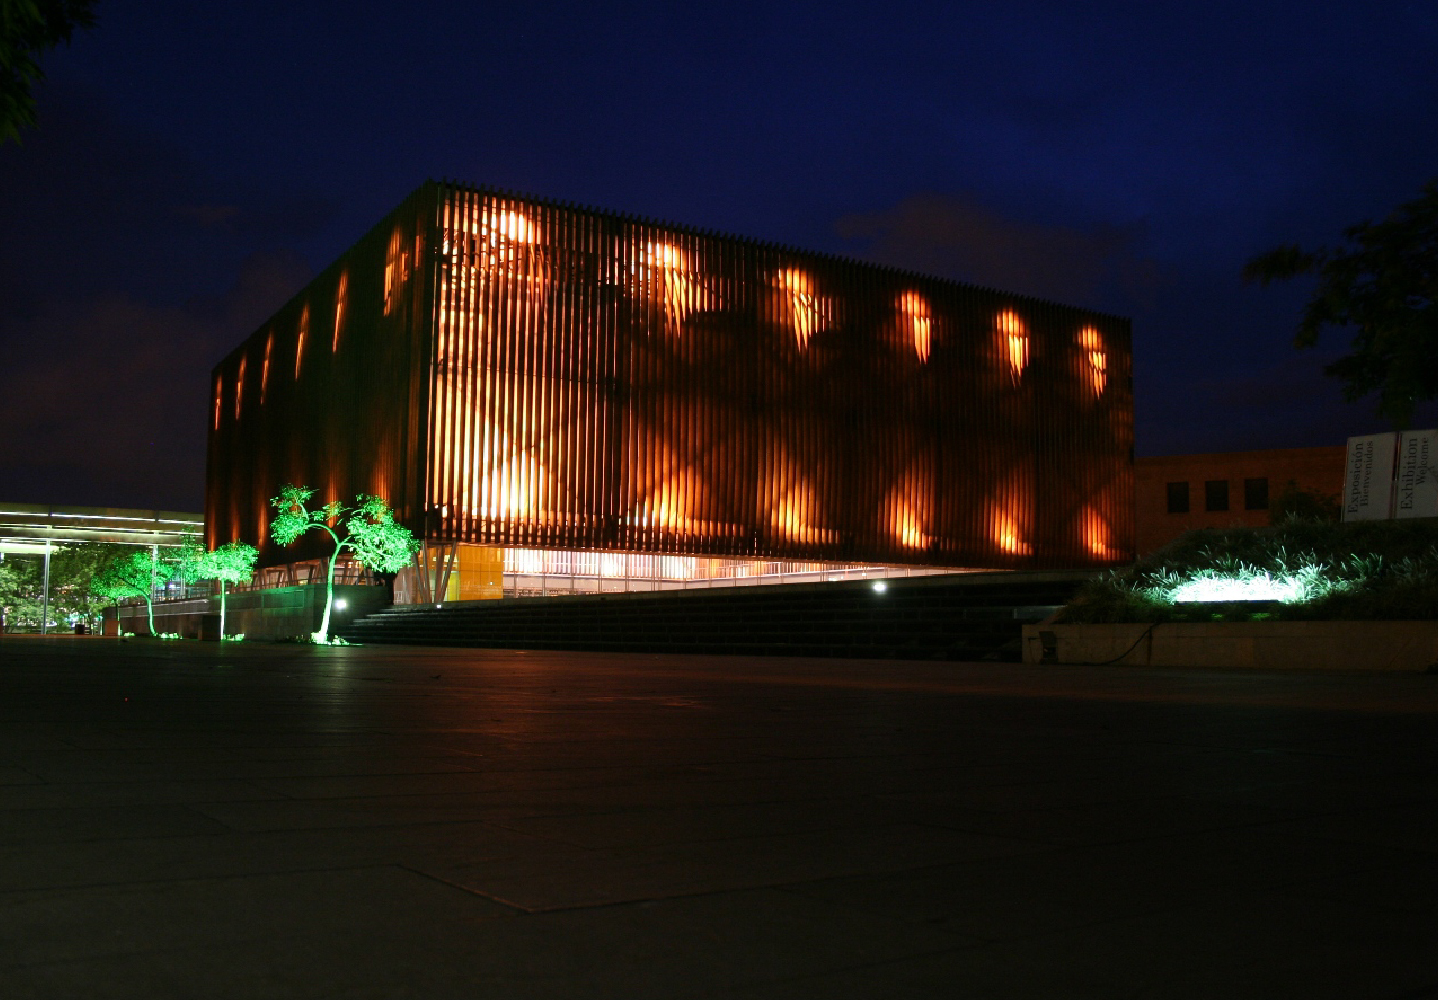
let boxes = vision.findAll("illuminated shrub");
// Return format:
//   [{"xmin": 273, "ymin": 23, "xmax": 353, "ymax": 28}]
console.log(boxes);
[{"xmin": 1057, "ymin": 519, "xmax": 1438, "ymax": 622}]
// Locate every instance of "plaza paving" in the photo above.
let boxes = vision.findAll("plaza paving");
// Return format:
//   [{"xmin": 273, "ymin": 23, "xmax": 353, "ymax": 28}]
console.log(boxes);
[{"xmin": 1, "ymin": 636, "xmax": 1436, "ymax": 998}]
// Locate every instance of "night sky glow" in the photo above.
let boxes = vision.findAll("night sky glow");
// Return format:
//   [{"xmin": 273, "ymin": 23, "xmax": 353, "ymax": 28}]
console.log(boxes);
[{"xmin": 2, "ymin": 0, "xmax": 1436, "ymax": 511}]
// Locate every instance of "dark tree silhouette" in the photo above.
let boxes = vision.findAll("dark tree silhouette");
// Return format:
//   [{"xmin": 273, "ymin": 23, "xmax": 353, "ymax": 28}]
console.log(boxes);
[
  {"xmin": 1244, "ymin": 179, "xmax": 1438, "ymax": 426},
  {"xmin": 2, "ymin": 0, "xmax": 99, "ymax": 143}
]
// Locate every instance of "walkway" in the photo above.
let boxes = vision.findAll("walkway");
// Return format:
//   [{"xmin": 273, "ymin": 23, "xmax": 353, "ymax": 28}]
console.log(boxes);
[{"xmin": 1, "ymin": 638, "xmax": 1435, "ymax": 997}]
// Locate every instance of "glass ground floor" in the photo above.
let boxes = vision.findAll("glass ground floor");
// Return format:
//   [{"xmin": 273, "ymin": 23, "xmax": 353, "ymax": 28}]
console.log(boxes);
[{"xmin": 244, "ymin": 543, "xmax": 964, "ymax": 605}]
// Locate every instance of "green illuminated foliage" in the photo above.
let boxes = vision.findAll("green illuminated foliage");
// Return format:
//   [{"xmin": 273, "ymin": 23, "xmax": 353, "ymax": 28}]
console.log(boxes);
[
  {"xmin": 0, "ymin": 555, "xmax": 41, "ymax": 631},
  {"xmin": 1244, "ymin": 178, "xmax": 1438, "ymax": 425},
  {"xmin": 1058, "ymin": 520, "xmax": 1438, "ymax": 623},
  {"xmin": 159, "ymin": 541, "xmax": 207, "ymax": 591},
  {"xmin": 92, "ymin": 548, "xmax": 162, "ymax": 635},
  {"xmin": 0, "ymin": 542, "xmax": 126, "ymax": 633},
  {"xmin": 345, "ymin": 494, "xmax": 421, "ymax": 574},
  {"xmin": 194, "ymin": 542, "xmax": 258, "ymax": 639},
  {"xmin": 199, "ymin": 542, "xmax": 260, "ymax": 587},
  {"xmin": 268, "ymin": 485, "xmax": 419, "ymax": 642}
]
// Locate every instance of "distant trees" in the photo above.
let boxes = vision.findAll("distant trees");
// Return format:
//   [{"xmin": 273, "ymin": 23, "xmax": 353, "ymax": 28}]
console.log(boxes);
[
  {"xmin": 1244, "ymin": 178, "xmax": 1438, "ymax": 426},
  {"xmin": 0, "ymin": 554, "xmax": 41, "ymax": 631},
  {"xmin": 92, "ymin": 548, "xmax": 162, "ymax": 634},
  {"xmin": 49, "ymin": 542, "xmax": 116, "ymax": 631},
  {"xmin": 1268, "ymin": 480, "xmax": 1342, "ymax": 525},
  {"xmin": 1, "ymin": 0, "xmax": 99, "ymax": 143},
  {"xmin": 270, "ymin": 486, "xmax": 419, "ymax": 642},
  {"xmin": 160, "ymin": 541, "xmax": 206, "ymax": 595},
  {"xmin": 1, "ymin": 542, "xmax": 135, "ymax": 632}
]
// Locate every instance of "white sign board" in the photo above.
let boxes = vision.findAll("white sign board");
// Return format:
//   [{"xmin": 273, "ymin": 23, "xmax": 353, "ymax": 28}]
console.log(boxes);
[
  {"xmin": 1395, "ymin": 428, "xmax": 1438, "ymax": 519},
  {"xmin": 1343, "ymin": 433, "xmax": 1397, "ymax": 521}
]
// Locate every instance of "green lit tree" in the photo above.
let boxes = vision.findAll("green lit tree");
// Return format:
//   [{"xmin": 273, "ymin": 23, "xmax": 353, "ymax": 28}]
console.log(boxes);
[
  {"xmin": 1243, "ymin": 178, "xmax": 1438, "ymax": 425},
  {"xmin": 269, "ymin": 485, "xmax": 419, "ymax": 642},
  {"xmin": 195, "ymin": 542, "xmax": 258, "ymax": 639},
  {"xmin": 159, "ymin": 540, "xmax": 206, "ymax": 596},
  {"xmin": 92, "ymin": 548, "xmax": 161, "ymax": 635}
]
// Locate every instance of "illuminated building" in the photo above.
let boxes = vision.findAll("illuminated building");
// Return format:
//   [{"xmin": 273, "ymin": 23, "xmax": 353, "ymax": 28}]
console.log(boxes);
[{"xmin": 206, "ymin": 181, "xmax": 1134, "ymax": 595}]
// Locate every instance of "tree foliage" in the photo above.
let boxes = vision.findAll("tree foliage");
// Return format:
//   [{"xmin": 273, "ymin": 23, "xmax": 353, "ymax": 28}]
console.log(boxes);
[
  {"xmin": 159, "ymin": 540, "xmax": 207, "ymax": 592},
  {"xmin": 1, "ymin": 0, "xmax": 99, "ymax": 143},
  {"xmin": 198, "ymin": 542, "xmax": 259, "ymax": 587},
  {"xmin": 1243, "ymin": 179, "xmax": 1438, "ymax": 425},
  {"xmin": 194, "ymin": 541, "xmax": 258, "ymax": 638},
  {"xmin": 0, "ymin": 542, "xmax": 124, "ymax": 632},
  {"xmin": 1268, "ymin": 479, "xmax": 1342, "ymax": 525},
  {"xmin": 92, "ymin": 547, "xmax": 160, "ymax": 634},
  {"xmin": 346, "ymin": 494, "xmax": 424, "ymax": 574},
  {"xmin": 0, "ymin": 554, "xmax": 41, "ymax": 631},
  {"xmin": 269, "ymin": 485, "xmax": 419, "ymax": 641}
]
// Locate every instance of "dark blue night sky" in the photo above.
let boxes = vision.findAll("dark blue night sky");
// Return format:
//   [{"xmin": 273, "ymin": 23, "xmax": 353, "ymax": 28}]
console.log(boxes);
[{"xmin": 3, "ymin": 0, "xmax": 1436, "ymax": 511}]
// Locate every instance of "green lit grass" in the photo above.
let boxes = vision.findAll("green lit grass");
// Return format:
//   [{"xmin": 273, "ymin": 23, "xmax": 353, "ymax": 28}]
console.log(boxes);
[{"xmin": 1058, "ymin": 519, "xmax": 1438, "ymax": 623}]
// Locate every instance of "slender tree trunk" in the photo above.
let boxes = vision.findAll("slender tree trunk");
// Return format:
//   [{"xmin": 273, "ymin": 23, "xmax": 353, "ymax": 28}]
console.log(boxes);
[
  {"xmin": 145, "ymin": 596, "xmax": 155, "ymax": 636},
  {"xmin": 317, "ymin": 550, "xmax": 339, "ymax": 640},
  {"xmin": 220, "ymin": 582, "xmax": 227, "ymax": 638}
]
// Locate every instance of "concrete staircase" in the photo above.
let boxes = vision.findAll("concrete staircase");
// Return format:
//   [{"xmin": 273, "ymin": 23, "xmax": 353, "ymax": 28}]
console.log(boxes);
[{"xmin": 339, "ymin": 571, "xmax": 1090, "ymax": 661}]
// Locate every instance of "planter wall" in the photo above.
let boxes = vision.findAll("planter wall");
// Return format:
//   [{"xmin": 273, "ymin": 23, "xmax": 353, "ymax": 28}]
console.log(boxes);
[
  {"xmin": 105, "ymin": 585, "xmax": 389, "ymax": 640},
  {"xmin": 1021, "ymin": 620, "xmax": 1438, "ymax": 672}
]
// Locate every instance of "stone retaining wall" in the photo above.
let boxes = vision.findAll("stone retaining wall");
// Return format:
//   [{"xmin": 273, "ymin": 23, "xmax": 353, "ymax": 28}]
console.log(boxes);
[{"xmin": 1021, "ymin": 620, "xmax": 1438, "ymax": 672}]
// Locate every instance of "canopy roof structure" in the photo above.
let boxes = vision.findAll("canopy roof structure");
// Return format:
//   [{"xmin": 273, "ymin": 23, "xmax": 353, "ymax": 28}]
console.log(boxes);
[{"xmin": 0, "ymin": 503, "xmax": 203, "ymax": 556}]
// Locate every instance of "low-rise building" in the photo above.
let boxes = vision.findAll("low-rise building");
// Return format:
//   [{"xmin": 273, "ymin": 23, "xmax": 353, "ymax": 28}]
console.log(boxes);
[{"xmin": 1134, "ymin": 446, "xmax": 1345, "ymax": 556}]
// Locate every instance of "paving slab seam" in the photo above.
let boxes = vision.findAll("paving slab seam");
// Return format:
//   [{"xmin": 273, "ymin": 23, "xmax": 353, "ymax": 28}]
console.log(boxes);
[
  {"xmin": 0, "ymin": 862, "xmax": 407, "ymax": 899},
  {"xmin": 395, "ymin": 863, "xmax": 531, "ymax": 913}
]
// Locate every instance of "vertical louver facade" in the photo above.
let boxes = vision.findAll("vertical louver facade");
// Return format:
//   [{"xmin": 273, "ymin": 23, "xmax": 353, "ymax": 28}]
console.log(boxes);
[{"xmin": 207, "ymin": 181, "xmax": 1134, "ymax": 569}]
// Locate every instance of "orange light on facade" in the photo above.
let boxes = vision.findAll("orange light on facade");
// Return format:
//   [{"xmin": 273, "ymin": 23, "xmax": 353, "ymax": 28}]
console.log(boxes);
[
  {"xmin": 454, "ymin": 208, "xmax": 540, "ymax": 276},
  {"xmin": 1082, "ymin": 507, "xmax": 1114, "ymax": 559},
  {"xmin": 294, "ymin": 304, "xmax": 309, "ymax": 379},
  {"xmin": 779, "ymin": 268, "xmax": 829, "ymax": 349},
  {"xmin": 333, "ymin": 271, "xmax": 347, "ymax": 351},
  {"xmin": 636, "ymin": 241, "xmax": 709, "ymax": 335},
  {"xmin": 643, "ymin": 471, "xmax": 693, "ymax": 531},
  {"xmin": 997, "ymin": 309, "xmax": 1028, "ymax": 380},
  {"xmin": 1078, "ymin": 325, "xmax": 1107, "ymax": 396},
  {"xmin": 384, "ymin": 226, "xmax": 414, "ymax": 314},
  {"xmin": 647, "ymin": 241, "xmax": 684, "ymax": 270},
  {"xmin": 234, "ymin": 354, "xmax": 246, "ymax": 420},
  {"xmin": 209, "ymin": 182, "xmax": 1136, "ymax": 579},
  {"xmin": 771, "ymin": 480, "xmax": 836, "ymax": 546},
  {"xmin": 489, "ymin": 209, "xmax": 536, "ymax": 245},
  {"xmin": 480, "ymin": 459, "xmax": 541, "ymax": 519},
  {"xmin": 900, "ymin": 291, "xmax": 932, "ymax": 363},
  {"xmin": 991, "ymin": 508, "xmax": 1031, "ymax": 556},
  {"xmin": 888, "ymin": 491, "xmax": 926, "ymax": 549}
]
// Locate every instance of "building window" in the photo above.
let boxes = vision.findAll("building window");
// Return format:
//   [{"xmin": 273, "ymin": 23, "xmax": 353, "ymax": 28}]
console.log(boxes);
[
  {"xmin": 1244, "ymin": 477, "xmax": 1269, "ymax": 511},
  {"xmin": 1166, "ymin": 482, "xmax": 1190, "ymax": 514},
  {"xmin": 1205, "ymin": 480, "xmax": 1230, "ymax": 512}
]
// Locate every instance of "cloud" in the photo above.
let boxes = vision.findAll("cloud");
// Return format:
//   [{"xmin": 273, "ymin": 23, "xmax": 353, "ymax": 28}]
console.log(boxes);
[
  {"xmin": 0, "ymin": 83, "xmax": 325, "ymax": 511},
  {"xmin": 834, "ymin": 192, "xmax": 1161, "ymax": 313},
  {"xmin": 0, "ymin": 250, "xmax": 310, "ymax": 511}
]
